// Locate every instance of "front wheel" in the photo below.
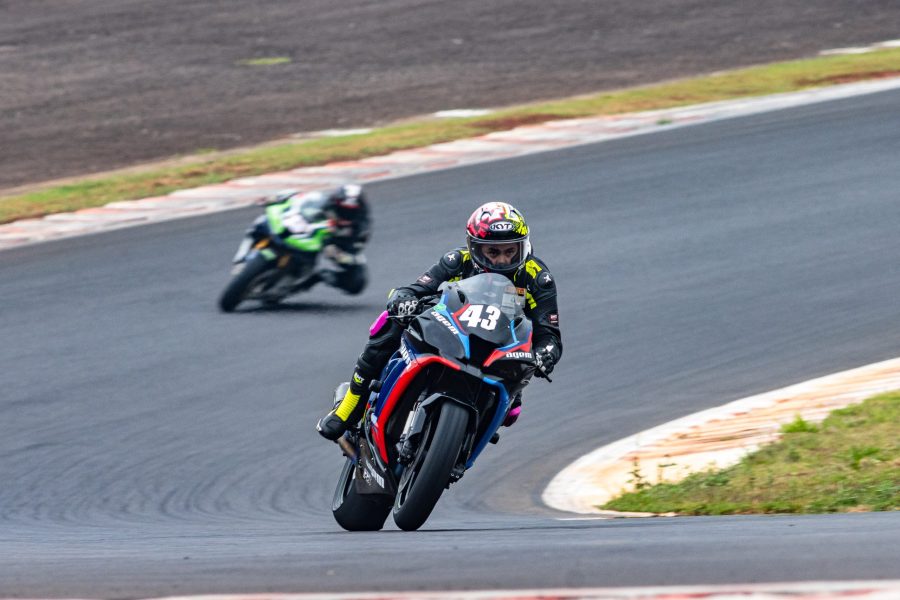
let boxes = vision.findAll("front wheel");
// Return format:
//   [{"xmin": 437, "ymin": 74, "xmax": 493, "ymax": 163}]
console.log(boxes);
[
  {"xmin": 332, "ymin": 456, "xmax": 393, "ymax": 531},
  {"xmin": 392, "ymin": 401, "xmax": 469, "ymax": 531},
  {"xmin": 218, "ymin": 254, "xmax": 276, "ymax": 312}
]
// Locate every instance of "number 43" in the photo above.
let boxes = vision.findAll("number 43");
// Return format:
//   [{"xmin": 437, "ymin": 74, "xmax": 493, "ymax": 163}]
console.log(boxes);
[{"xmin": 458, "ymin": 304, "xmax": 501, "ymax": 330}]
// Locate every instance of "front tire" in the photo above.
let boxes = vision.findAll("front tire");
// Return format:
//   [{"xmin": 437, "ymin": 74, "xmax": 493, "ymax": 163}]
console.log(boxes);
[
  {"xmin": 332, "ymin": 456, "xmax": 393, "ymax": 531},
  {"xmin": 392, "ymin": 401, "xmax": 468, "ymax": 531},
  {"xmin": 218, "ymin": 255, "xmax": 276, "ymax": 312}
]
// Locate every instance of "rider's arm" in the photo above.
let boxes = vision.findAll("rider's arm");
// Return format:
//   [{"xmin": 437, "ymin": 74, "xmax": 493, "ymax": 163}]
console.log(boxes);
[
  {"xmin": 525, "ymin": 262, "xmax": 562, "ymax": 365},
  {"xmin": 329, "ymin": 209, "xmax": 371, "ymax": 253}
]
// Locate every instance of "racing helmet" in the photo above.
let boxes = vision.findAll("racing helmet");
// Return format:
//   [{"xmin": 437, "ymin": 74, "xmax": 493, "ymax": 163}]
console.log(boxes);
[
  {"xmin": 465, "ymin": 201, "xmax": 531, "ymax": 275},
  {"xmin": 327, "ymin": 184, "xmax": 367, "ymax": 220}
]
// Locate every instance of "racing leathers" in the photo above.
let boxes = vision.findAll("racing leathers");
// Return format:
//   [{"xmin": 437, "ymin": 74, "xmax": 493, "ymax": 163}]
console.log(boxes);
[
  {"xmin": 316, "ymin": 247, "xmax": 561, "ymax": 440},
  {"xmin": 281, "ymin": 185, "xmax": 371, "ymax": 295},
  {"xmin": 314, "ymin": 204, "xmax": 370, "ymax": 295}
]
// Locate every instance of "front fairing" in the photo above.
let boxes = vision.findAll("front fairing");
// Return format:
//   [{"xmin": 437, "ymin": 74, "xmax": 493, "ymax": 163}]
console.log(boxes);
[
  {"xmin": 265, "ymin": 194, "xmax": 333, "ymax": 252},
  {"xmin": 409, "ymin": 273, "xmax": 533, "ymax": 372},
  {"xmin": 367, "ymin": 273, "xmax": 535, "ymax": 469}
]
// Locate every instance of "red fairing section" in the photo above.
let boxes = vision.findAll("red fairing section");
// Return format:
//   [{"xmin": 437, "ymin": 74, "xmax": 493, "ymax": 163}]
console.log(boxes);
[
  {"xmin": 372, "ymin": 355, "xmax": 461, "ymax": 462},
  {"xmin": 451, "ymin": 303, "xmax": 470, "ymax": 330},
  {"xmin": 484, "ymin": 331, "xmax": 533, "ymax": 368}
]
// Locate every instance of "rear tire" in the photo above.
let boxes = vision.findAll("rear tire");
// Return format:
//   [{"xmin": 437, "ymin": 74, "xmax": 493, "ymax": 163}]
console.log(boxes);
[
  {"xmin": 332, "ymin": 457, "xmax": 393, "ymax": 531},
  {"xmin": 219, "ymin": 255, "xmax": 275, "ymax": 312},
  {"xmin": 392, "ymin": 401, "xmax": 468, "ymax": 531}
]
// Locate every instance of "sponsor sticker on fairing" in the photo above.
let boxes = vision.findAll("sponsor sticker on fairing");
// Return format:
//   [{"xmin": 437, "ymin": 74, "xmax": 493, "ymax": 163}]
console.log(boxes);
[
  {"xmin": 364, "ymin": 462, "xmax": 385, "ymax": 488},
  {"xmin": 432, "ymin": 311, "xmax": 461, "ymax": 335},
  {"xmin": 399, "ymin": 340, "xmax": 412, "ymax": 363}
]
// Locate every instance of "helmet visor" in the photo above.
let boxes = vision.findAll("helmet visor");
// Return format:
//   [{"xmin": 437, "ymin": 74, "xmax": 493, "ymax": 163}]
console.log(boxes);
[{"xmin": 468, "ymin": 238, "xmax": 526, "ymax": 274}]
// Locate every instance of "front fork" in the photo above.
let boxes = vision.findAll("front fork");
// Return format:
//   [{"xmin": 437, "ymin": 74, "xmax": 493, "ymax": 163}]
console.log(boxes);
[
  {"xmin": 232, "ymin": 236, "xmax": 255, "ymax": 264},
  {"xmin": 396, "ymin": 394, "xmax": 477, "ymax": 482}
]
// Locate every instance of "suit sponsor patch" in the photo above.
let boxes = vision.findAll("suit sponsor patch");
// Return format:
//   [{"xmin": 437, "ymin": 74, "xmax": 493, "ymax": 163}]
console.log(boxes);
[
  {"xmin": 548, "ymin": 313, "xmax": 559, "ymax": 326},
  {"xmin": 417, "ymin": 273, "xmax": 434, "ymax": 284}
]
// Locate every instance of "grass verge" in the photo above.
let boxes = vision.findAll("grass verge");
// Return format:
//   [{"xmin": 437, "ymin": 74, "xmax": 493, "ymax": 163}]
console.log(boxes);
[
  {"xmin": 602, "ymin": 392, "xmax": 900, "ymax": 515},
  {"xmin": 3, "ymin": 48, "xmax": 900, "ymax": 224}
]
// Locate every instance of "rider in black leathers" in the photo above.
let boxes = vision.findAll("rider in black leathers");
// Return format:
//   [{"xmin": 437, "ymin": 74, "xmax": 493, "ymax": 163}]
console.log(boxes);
[
  {"xmin": 317, "ymin": 201, "xmax": 561, "ymax": 441},
  {"xmin": 262, "ymin": 184, "xmax": 371, "ymax": 294}
]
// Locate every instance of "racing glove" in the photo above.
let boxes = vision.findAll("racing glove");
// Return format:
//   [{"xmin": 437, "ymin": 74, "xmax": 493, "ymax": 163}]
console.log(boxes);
[
  {"xmin": 387, "ymin": 289, "xmax": 419, "ymax": 318},
  {"xmin": 533, "ymin": 345, "xmax": 557, "ymax": 379}
]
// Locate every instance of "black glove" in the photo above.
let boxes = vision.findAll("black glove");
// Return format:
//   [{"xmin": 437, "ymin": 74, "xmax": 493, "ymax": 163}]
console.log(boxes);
[
  {"xmin": 387, "ymin": 290, "xmax": 419, "ymax": 318},
  {"xmin": 533, "ymin": 345, "xmax": 557, "ymax": 379}
]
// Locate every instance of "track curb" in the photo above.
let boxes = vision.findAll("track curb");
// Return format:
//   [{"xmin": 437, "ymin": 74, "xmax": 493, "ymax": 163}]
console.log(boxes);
[
  {"xmin": 3, "ymin": 76, "xmax": 900, "ymax": 251},
  {"xmin": 543, "ymin": 357, "xmax": 900, "ymax": 515},
  {"xmin": 6, "ymin": 580, "xmax": 900, "ymax": 600}
]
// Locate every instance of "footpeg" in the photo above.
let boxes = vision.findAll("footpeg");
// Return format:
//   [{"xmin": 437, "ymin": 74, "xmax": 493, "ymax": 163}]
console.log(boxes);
[{"xmin": 337, "ymin": 436, "xmax": 358, "ymax": 462}]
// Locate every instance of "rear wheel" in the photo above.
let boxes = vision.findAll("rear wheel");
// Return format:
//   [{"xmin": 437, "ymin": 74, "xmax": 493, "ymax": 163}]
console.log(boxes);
[
  {"xmin": 218, "ymin": 254, "xmax": 277, "ymax": 312},
  {"xmin": 332, "ymin": 456, "xmax": 393, "ymax": 531},
  {"xmin": 392, "ymin": 401, "xmax": 468, "ymax": 531}
]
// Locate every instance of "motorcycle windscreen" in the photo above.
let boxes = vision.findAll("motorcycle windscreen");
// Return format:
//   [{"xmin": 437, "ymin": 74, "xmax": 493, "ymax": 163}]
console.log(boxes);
[{"xmin": 442, "ymin": 272, "xmax": 527, "ymax": 347}]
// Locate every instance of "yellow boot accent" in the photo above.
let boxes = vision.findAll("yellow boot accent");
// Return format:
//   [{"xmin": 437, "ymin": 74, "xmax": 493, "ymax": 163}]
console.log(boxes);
[{"xmin": 335, "ymin": 389, "xmax": 361, "ymax": 421}]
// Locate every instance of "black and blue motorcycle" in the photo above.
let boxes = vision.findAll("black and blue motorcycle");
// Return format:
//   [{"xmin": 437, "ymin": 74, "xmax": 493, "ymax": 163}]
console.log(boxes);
[{"xmin": 330, "ymin": 272, "xmax": 548, "ymax": 531}]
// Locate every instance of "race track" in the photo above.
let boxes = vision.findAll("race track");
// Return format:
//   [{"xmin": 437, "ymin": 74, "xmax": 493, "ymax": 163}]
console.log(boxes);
[{"xmin": 2, "ymin": 89, "xmax": 900, "ymax": 596}]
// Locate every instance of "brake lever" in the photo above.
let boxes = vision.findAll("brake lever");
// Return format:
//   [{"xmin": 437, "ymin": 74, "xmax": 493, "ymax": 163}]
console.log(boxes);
[{"xmin": 534, "ymin": 360, "xmax": 553, "ymax": 383}]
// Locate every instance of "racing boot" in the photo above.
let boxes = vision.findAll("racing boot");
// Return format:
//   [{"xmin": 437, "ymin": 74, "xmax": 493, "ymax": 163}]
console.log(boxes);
[
  {"xmin": 316, "ymin": 373, "xmax": 367, "ymax": 440},
  {"xmin": 502, "ymin": 393, "xmax": 523, "ymax": 427}
]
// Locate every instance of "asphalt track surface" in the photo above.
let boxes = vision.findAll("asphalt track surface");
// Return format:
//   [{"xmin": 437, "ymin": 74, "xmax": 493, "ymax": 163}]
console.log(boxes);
[
  {"xmin": 3, "ymin": 1, "xmax": 900, "ymax": 190},
  {"xmin": 3, "ymin": 88, "xmax": 900, "ymax": 597}
]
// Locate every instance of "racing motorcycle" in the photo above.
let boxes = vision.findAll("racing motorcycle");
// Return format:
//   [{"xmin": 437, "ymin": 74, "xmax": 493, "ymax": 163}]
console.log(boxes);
[
  {"xmin": 219, "ymin": 191, "xmax": 337, "ymax": 312},
  {"xmin": 330, "ymin": 272, "xmax": 548, "ymax": 531}
]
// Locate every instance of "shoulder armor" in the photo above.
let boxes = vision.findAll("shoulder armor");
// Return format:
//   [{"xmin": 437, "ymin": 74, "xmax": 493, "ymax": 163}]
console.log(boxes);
[
  {"xmin": 521, "ymin": 257, "xmax": 555, "ymax": 290},
  {"xmin": 440, "ymin": 250, "xmax": 466, "ymax": 274},
  {"xmin": 536, "ymin": 270, "xmax": 555, "ymax": 290}
]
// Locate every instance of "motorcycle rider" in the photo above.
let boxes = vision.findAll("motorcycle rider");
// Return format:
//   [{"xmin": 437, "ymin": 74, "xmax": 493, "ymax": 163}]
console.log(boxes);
[
  {"xmin": 259, "ymin": 184, "xmax": 371, "ymax": 294},
  {"xmin": 317, "ymin": 200, "xmax": 561, "ymax": 441}
]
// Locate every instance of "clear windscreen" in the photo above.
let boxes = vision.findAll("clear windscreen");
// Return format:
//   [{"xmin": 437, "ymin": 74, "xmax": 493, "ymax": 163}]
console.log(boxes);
[{"xmin": 451, "ymin": 273, "xmax": 524, "ymax": 319}]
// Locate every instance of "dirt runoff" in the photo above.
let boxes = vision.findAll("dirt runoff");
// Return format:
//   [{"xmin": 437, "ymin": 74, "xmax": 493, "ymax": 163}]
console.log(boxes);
[{"xmin": 2, "ymin": 0, "xmax": 899, "ymax": 192}]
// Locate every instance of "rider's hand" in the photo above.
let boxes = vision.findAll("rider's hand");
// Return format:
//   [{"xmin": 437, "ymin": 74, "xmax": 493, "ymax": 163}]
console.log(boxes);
[
  {"xmin": 533, "ymin": 345, "xmax": 557, "ymax": 378},
  {"xmin": 387, "ymin": 290, "xmax": 419, "ymax": 318}
]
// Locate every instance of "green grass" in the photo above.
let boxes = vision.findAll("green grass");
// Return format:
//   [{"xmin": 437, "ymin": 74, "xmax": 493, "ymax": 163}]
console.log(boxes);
[
  {"xmin": 3, "ymin": 48, "xmax": 900, "ymax": 224},
  {"xmin": 602, "ymin": 392, "xmax": 900, "ymax": 515}
]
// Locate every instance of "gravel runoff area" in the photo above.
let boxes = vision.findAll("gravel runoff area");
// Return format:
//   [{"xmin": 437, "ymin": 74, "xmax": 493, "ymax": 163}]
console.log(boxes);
[{"xmin": 3, "ymin": 0, "xmax": 900, "ymax": 191}]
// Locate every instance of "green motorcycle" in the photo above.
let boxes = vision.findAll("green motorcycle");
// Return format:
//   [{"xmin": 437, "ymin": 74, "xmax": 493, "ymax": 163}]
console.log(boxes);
[{"xmin": 218, "ymin": 192, "xmax": 337, "ymax": 312}]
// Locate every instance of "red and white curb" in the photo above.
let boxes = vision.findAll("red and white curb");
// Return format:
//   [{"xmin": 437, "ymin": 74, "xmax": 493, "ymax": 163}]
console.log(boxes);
[
  {"xmin": 155, "ymin": 581, "xmax": 899, "ymax": 598},
  {"xmin": 3, "ymin": 76, "xmax": 900, "ymax": 252},
  {"xmin": 543, "ymin": 357, "xmax": 900, "ymax": 515},
  {"xmin": 8, "ymin": 580, "xmax": 900, "ymax": 600},
  {"xmin": 819, "ymin": 38, "xmax": 900, "ymax": 55}
]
